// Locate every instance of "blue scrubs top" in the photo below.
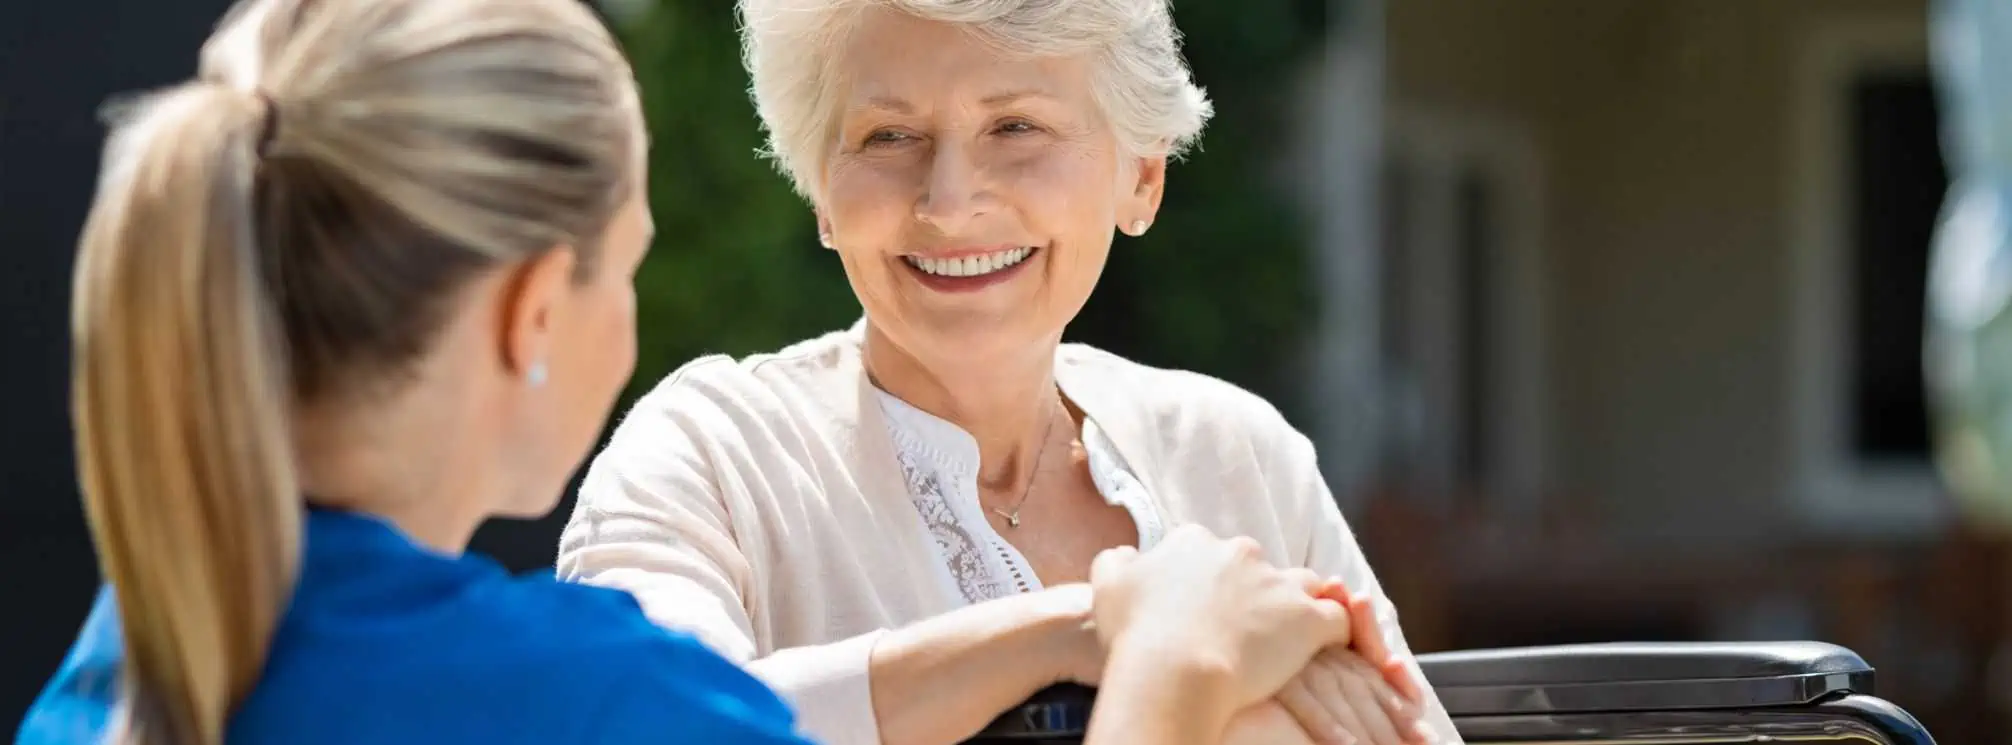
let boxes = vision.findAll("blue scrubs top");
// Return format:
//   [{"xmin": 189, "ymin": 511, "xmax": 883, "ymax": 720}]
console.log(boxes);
[{"xmin": 15, "ymin": 508, "xmax": 815, "ymax": 745}]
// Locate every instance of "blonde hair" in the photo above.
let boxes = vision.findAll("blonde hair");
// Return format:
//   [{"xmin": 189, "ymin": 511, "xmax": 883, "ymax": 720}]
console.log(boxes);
[
  {"xmin": 736, "ymin": 0, "xmax": 1214, "ymax": 197},
  {"xmin": 70, "ymin": 0, "xmax": 639, "ymax": 742}
]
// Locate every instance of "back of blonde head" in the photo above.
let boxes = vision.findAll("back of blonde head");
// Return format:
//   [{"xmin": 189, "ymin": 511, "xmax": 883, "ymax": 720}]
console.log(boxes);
[{"xmin": 72, "ymin": 0, "xmax": 638, "ymax": 743}]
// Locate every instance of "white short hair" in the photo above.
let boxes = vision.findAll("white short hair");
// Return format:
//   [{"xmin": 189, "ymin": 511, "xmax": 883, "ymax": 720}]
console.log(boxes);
[{"xmin": 737, "ymin": 0, "xmax": 1214, "ymax": 198}]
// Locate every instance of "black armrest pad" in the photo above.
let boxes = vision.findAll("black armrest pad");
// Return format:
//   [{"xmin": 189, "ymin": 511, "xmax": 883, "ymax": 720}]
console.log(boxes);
[
  {"xmin": 973, "ymin": 642, "xmax": 1880, "ymax": 736},
  {"xmin": 1417, "ymin": 641, "xmax": 1869, "ymax": 687},
  {"xmin": 1417, "ymin": 641, "xmax": 1875, "ymax": 715}
]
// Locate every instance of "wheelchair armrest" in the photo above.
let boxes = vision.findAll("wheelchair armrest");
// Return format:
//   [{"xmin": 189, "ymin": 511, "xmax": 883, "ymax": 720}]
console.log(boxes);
[
  {"xmin": 1416, "ymin": 641, "xmax": 1875, "ymax": 716},
  {"xmin": 971, "ymin": 683, "xmax": 1097, "ymax": 740}
]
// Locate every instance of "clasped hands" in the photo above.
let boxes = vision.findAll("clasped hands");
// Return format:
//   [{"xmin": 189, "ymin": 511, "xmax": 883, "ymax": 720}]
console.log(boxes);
[{"xmin": 1061, "ymin": 526, "xmax": 1432, "ymax": 745}]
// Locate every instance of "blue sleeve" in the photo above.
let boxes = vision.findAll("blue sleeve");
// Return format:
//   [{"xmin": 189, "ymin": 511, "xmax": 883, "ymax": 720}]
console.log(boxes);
[
  {"xmin": 16, "ymin": 587, "xmax": 125, "ymax": 745},
  {"xmin": 586, "ymin": 633, "xmax": 819, "ymax": 745}
]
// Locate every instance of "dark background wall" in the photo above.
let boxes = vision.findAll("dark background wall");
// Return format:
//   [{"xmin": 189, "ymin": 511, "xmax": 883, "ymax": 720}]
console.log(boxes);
[{"xmin": 0, "ymin": 0, "xmax": 230, "ymax": 725}]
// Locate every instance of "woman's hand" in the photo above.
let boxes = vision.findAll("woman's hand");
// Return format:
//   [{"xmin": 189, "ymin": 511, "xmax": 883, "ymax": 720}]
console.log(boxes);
[
  {"xmin": 1088, "ymin": 524, "xmax": 1354, "ymax": 709},
  {"xmin": 1223, "ymin": 700, "xmax": 1326, "ymax": 745},
  {"xmin": 1275, "ymin": 586, "xmax": 1432, "ymax": 744},
  {"xmin": 1274, "ymin": 648, "xmax": 1427, "ymax": 745},
  {"xmin": 1318, "ymin": 586, "xmax": 1426, "ymax": 705}
]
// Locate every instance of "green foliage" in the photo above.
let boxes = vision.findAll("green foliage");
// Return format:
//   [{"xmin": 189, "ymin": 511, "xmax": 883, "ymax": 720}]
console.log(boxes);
[
  {"xmin": 613, "ymin": 0, "xmax": 859, "ymax": 405},
  {"xmin": 610, "ymin": 0, "xmax": 1326, "ymax": 416}
]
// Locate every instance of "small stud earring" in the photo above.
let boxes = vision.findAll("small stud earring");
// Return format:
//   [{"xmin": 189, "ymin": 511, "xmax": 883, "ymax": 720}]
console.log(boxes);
[
  {"xmin": 1130, "ymin": 220, "xmax": 1149, "ymax": 236},
  {"xmin": 818, "ymin": 232, "xmax": 834, "ymax": 248},
  {"xmin": 527, "ymin": 360, "xmax": 549, "ymax": 388}
]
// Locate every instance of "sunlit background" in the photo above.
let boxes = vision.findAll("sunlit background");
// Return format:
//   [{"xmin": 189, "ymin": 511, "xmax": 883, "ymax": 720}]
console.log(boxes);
[{"xmin": 6, "ymin": 0, "xmax": 2010, "ymax": 740}]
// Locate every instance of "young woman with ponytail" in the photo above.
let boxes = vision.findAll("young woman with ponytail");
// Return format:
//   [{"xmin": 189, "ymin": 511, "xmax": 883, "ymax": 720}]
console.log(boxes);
[{"xmin": 15, "ymin": 0, "xmax": 1366, "ymax": 743}]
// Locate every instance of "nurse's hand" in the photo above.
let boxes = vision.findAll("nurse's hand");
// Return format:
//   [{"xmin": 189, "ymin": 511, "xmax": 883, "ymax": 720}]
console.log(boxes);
[{"xmin": 1088, "ymin": 525, "xmax": 1354, "ymax": 710}]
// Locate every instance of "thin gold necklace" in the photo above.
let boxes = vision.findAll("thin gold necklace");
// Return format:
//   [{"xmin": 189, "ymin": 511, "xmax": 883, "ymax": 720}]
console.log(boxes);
[{"xmin": 990, "ymin": 400, "xmax": 1062, "ymax": 529}]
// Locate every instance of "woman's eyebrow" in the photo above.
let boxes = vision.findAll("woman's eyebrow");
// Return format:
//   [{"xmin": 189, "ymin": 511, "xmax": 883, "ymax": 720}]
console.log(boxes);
[
  {"xmin": 851, "ymin": 89, "xmax": 1061, "ymax": 115},
  {"xmin": 858, "ymin": 96, "xmax": 916, "ymax": 114},
  {"xmin": 977, "ymin": 89, "xmax": 1058, "ymax": 107}
]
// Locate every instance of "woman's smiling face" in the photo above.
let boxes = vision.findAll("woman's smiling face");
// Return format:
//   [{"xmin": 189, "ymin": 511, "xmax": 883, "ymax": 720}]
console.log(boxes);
[{"xmin": 818, "ymin": 7, "xmax": 1166, "ymax": 370}]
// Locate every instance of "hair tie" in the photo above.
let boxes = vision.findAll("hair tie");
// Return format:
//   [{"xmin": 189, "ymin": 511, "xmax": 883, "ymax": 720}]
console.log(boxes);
[{"xmin": 252, "ymin": 91, "xmax": 280, "ymax": 157}]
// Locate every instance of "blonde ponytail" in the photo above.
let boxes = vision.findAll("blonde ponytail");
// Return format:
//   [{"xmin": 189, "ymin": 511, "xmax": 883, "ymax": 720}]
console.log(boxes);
[{"xmin": 74, "ymin": 82, "xmax": 299, "ymax": 745}]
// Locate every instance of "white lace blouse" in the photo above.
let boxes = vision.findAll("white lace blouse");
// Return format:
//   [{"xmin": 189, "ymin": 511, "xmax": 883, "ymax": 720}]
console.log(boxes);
[
  {"xmin": 557, "ymin": 325, "xmax": 1458, "ymax": 745},
  {"xmin": 873, "ymin": 388, "xmax": 1167, "ymax": 603}
]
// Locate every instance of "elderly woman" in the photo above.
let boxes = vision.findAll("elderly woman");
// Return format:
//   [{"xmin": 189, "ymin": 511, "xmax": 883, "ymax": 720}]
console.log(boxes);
[{"xmin": 558, "ymin": 2, "xmax": 1460, "ymax": 745}]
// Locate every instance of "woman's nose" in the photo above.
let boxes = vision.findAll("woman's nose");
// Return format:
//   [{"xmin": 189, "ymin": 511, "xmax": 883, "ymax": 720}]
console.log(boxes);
[{"xmin": 913, "ymin": 144, "xmax": 992, "ymax": 235}]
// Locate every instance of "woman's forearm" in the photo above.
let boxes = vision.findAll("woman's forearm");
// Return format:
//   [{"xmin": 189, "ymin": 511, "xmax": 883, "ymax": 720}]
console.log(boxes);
[{"xmin": 865, "ymin": 587, "xmax": 1096, "ymax": 745}]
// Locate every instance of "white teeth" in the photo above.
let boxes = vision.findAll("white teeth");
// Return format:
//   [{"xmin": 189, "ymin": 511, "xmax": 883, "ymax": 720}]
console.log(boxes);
[{"xmin": 905, "ymin": 247, "xmax": 1035, "ymax": 278}]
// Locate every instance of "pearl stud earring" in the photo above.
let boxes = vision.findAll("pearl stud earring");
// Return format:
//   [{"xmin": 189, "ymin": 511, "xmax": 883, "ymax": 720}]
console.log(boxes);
[
  {"xmin": 1130, "ymin": 220, "xmax": 1149, "ymax": 235},
  {"xmin": 527, "ymin": 360, "xmax": 549, "ymax": 388},
  {"xmin": 818, "ymin": 232, "xmax": 834, "ymax": 248}
]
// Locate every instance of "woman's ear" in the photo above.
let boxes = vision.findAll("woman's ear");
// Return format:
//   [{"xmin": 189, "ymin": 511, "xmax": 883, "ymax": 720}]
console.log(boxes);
[
  {"xmin": 498, "ymin": 246, "xmax": 578, "ymax": 385},
  {"xmin": 810, "ymin": 190, "xmax": 836, "ymax": 250},
  {"xmin": 1120, "ymin": 154, "xmax": 1168, "ymax": 236}
]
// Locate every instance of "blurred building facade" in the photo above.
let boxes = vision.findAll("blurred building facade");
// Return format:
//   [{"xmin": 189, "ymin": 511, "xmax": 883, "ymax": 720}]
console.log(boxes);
[{"xmin": 1311, "ymin": 0, "xmax": 2006, "ymax": 740}]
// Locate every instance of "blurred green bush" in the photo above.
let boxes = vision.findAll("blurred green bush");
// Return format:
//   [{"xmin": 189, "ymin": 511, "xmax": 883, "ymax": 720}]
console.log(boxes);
[{"xmin": 610, "ymin": 0, "xmax": 1326, "ymax": 418}]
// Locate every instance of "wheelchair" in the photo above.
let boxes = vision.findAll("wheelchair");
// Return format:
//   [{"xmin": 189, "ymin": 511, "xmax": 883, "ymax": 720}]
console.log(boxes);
[{"xmin": 965, "ymin": 641, "xmax": 1936, "ymax": 744}]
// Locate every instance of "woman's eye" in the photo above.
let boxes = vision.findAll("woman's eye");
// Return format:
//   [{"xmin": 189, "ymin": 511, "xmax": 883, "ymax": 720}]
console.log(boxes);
[
  {"xmin": 865, "ymin": 129, "xmax": 911, "ymax": 145},
  {"xmin": 995, "ymin": 119, "xmax": 1039, "ymax": 135}
]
